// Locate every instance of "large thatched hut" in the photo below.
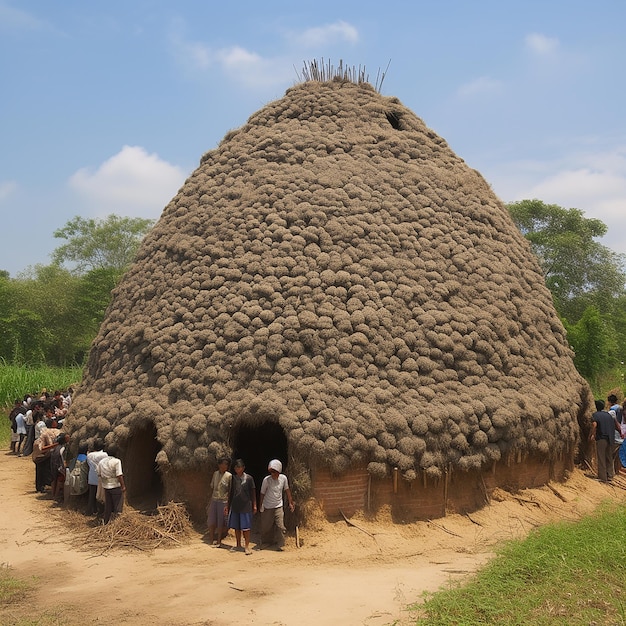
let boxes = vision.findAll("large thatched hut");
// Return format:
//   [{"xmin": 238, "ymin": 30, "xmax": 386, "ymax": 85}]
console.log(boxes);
[{"xmin": 65, "ymin": 75, "xmax": 594, "ymax": 523}]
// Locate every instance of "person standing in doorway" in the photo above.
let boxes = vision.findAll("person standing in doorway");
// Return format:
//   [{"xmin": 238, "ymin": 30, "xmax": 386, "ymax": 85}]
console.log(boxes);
[
  {"xmin": 97, "ymin": 444, "xmax": 126, "ymax": 524},
  {"xmin": 225, "ymin": 459, "xmax": 257, "ymax": 555},
  {"xmin": 207, "ymin": 457, "xmax": 232, "ymax": 547},
  {"xmin": 259, "ymin": 459, "xmax": 294, "ymax": 551}
]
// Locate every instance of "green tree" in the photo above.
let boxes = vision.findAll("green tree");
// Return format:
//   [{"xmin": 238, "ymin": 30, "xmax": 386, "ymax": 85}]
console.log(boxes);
[
  {"xmin": 507, "ymin": 199, "xmax": 626, "ymax": 320},
  {"xmin": 74, "ymin": 267, "xmax": 120, "ymax": 341},
  {"xmin": 0, "ymin": 215, "xmax": 155, "ymax": 366},
  {"xmin": 0, "ymin": 309, "xmax": 49, "ymax": 364},
  {"xmin": 52, "ymin": 214, "xmax": 154, "ymax": 275},
  {"xmin": 563, "ymin": 306, "xmax": 611, "ymax": 387},
  {"xmin": 13, "ymin": 264, "xmax": 83, "ymax": 365}
]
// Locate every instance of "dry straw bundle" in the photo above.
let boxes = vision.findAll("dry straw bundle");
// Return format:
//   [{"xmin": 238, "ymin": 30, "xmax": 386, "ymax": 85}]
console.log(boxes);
[{"xmin": 77, "ymin": 502, "xmax": 193, "ymax": 553}]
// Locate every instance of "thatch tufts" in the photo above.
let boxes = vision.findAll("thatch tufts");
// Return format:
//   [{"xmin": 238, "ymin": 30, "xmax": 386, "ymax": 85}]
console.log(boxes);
[{"xmin": 65, "ymin": 80, "xmax": 593, "ymax": 485}]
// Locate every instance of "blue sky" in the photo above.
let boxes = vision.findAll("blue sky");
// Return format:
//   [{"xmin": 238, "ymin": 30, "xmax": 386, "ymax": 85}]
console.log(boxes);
[{"xmin": 2, "ymin": 0, "xmax": 625, "ymax": 276}]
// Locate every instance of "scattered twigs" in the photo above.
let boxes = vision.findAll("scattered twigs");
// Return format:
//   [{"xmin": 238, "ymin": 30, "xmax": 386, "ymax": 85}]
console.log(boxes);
[
  {"xmin": 465, "ymin": 513, "xmax": 482, "ymax": 526},
  {"xmin": 513, "ymin": 496, "xmax": 541, "ymax": 508},
  {"xmin": 427, "ymin": 519, "xmax": 462, "ymax": 538},
  {"xmin": 77, "ymin": 502, "xmax": 193, "ymax": 554},
  {"xmin": 295, "ymin": 59, "xmax": 391, "ymax": 93},
  {"xmin": 339, "ymin": 508, "xmax": 377, "ymax": 542},
  {"xmin": 546, "ymin": 482, "xmax": 568, "ymax": 502}
]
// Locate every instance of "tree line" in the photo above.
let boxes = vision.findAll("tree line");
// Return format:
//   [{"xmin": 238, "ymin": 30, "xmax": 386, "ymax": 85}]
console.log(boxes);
[
  {"xmin": 1, "ymin": 203, "xmax": 624, "ymax": 390},
  {"xmin": 0, "ymin": 215, "xmax": 153, "ymax": 366},
  {"xmin": 508, "ymin": 199, "xmax": 626, "ymax": 390}
]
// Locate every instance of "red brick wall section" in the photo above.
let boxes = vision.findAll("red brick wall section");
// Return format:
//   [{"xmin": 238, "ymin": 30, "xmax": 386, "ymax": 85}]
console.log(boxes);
[
  {"xmin": 162, "ymin": 453, "xmax": 575, "ymax": 524},
  {"xmin": 311, "ymin": 466, "xmax": 370, "ymax": 517},
  {"xmin": 310, "ymin": 453, "xmax": 574, "ymax": 522}
]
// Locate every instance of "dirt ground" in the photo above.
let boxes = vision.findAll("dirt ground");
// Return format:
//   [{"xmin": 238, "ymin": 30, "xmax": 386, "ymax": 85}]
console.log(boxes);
[{"xmin": 1, "ymin": 449, "xmax": 625, "ymax": 626}]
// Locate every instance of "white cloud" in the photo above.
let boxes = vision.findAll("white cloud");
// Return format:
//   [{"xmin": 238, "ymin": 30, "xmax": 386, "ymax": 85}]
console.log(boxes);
[
  {"xmin": 170, "ymin": 23, "xmax": 291, "ymax": 89},
  {"xmin": 528, "ymin": 168, "xmax": 626, "ymax": 212},
  {"xmin": 525, "ymin": 33, "xmax": 559, "ymax": 56},
  {"xmin": 0, "ymin": 180, "xmax": 17, "ymax": 202},
  {"xmin": 168, "ymin": 18, "xmax": 213, "ymax": 72},
  {"xmin": 169, "ymin": 19, "xmax": 359, "ymax": 90},
  {"xmin": 68, "ymin": 146, "xmax": 187, "ymax": 218},
  {"xmin": 292, "ymin": 20, "xmax": 359, "ymax": 47},
  {"xmin": 181, "ymin": 40, "xmax": 213, "ymax": 71},
  {"xmin": 457, "ymin": 76, "xmax": 503, "ymax": 99},
  {"xmin": 217, "ymin": 46, "xmax": 263, "ymax": 70},
  {"xmin": 487, "ymin": 144, "xmax": 626, "ymax": 255},
  {"xmin": 0, "ymin": 3, "xmax": 48, "ymax": 32}
]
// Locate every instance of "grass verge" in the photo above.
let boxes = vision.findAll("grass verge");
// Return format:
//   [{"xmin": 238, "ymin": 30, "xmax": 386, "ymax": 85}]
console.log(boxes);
[
  {"xmin": 0, "ymin": 565, "xmax": 72, "ymax": 625},
  {"xmin": 414, "ymin": 502, "xmax": 626, "ymax": 625}
]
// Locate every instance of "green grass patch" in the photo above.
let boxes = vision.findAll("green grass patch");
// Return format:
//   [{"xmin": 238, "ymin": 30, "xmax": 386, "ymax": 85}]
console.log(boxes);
[
  {"xmin": 0, "ymin": 364, "xmax": 82, "ymax": 446},
  {"xmin": 0, "ymin": 564, "xmax": 31, "ymax": 605},
  {"xmin": 0, "ymin": 565, "xmax": 70, "ymax": 625},
  {"xmin": 414, "ymin": 503, "xmax": 626, "ymax": 625}
]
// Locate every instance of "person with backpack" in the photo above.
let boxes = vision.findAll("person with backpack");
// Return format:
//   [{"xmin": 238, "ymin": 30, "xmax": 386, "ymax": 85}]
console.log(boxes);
[{"xmin": 66, "ymin": 443, "xmax": 89, "ymax": 505}]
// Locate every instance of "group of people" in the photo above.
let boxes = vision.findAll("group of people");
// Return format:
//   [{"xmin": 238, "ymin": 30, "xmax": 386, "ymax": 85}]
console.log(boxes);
[
  {"xmin": 589, "ymin": 393, "xmax": 626, "ymax": 483},
  {"xmin": 207, "ymin": 457, "xmax": 295, "ymax": 554},
  {"xmin": 8, "ymin": 389, "xmax": 71, "ymax": 457},
  {"xmin": 7, "ymin": 389, "xmax": 126, "ymax": 525},
  {"xmin": 8, "ymin": 392, "xmax": 293, "ymax": 546}
]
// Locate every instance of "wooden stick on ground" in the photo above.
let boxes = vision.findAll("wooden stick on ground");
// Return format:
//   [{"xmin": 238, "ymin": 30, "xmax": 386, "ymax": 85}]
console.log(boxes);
[
  {"xmin": 547, "ymin": 483, "xmax": 568, "ymax": 502},
  {"xmin": 427, "ymin": 519, "xmax": 462, "ymax": 538},
  {"xmin": 339, "ymin": 509, "xmax": 376, "ymax": 540}
]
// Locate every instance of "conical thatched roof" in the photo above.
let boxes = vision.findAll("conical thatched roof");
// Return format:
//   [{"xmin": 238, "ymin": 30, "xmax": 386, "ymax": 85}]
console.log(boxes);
[{"xmin": 67, "ymin": 79, "xmax": 593, "ymax": 481}]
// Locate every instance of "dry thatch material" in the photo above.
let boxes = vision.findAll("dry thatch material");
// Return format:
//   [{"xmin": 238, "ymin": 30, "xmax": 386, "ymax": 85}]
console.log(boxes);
[
  {"xmin": 66, "ymin": 79, "xmax": 593, "ymax": 483},
  {"xmin": 77, "ymin": 502, "xmax": 193, "ymax": 553},
  {"xmin": 295, "ymin": 58, "xmax": 389, "ymax": 92}
]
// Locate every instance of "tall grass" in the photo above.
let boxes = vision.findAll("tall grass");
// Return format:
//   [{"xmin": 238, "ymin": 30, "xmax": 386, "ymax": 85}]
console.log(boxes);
[
  {"xmin": 0, "ymin": 364, "xmax": 82, "ymax": 446},
  {"xmin": 415, "ymin": 502, "xmax": 626, "ymax": 625}
]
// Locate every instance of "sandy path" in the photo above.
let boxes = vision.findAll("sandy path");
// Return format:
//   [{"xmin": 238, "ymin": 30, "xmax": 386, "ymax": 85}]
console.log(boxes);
[{"xmin": 1, "ymin": 449, "xmax": 623, "ymax": 626}]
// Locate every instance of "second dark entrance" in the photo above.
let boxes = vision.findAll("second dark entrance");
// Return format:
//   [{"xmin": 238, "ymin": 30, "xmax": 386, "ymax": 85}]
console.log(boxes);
[{"xmin": 231, "ymin": 421, "xmax": 288, "ymax": 498}]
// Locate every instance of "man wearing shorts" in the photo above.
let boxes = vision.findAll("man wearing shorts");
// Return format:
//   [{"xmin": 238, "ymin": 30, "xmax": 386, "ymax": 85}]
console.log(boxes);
[{"xmin": 226, "ymin": 459, "xmax": 256, "ymax": 555}]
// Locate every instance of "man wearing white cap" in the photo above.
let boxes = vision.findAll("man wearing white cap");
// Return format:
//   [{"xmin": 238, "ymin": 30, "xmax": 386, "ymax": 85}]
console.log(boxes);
[{"xmin": 259, "ymin": 459, "xmax": 295, "ymax": 550}]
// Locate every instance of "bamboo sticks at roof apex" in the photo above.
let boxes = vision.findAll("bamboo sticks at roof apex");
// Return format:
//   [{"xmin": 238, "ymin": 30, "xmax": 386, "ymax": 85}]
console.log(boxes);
[{"xmin": 296, "ymin": 58, "xmax": 390, "ymax": 93}]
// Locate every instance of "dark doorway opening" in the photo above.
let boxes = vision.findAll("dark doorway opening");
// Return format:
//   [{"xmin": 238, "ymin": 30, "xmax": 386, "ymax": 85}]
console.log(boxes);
[
  {"xmin": 231, "ymin": 421, "xmax": 288, "ymax": 500},
  {"xmin": 125, "ymin": 421, "xmax": 163, "ymax": 512}
]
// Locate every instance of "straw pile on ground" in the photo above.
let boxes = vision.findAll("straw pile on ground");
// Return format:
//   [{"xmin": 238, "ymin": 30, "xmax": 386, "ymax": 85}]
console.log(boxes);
[
  {"xmin": 75, "ymin": 502, "xmax": 193, "ymax": 553},
  {"xmin": 66, "ymin": 76, "xmax": 593, "ymax": 486}
]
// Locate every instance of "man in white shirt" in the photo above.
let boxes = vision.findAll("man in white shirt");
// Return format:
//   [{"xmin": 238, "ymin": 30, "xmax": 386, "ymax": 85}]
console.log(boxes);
[
  {"xmin": 259, "ymin": 459, "xmax": 295, "ymax": 551},
  {"xmin": 96, "ymin": 444, "xmax": 125, "ymax": 524}
]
